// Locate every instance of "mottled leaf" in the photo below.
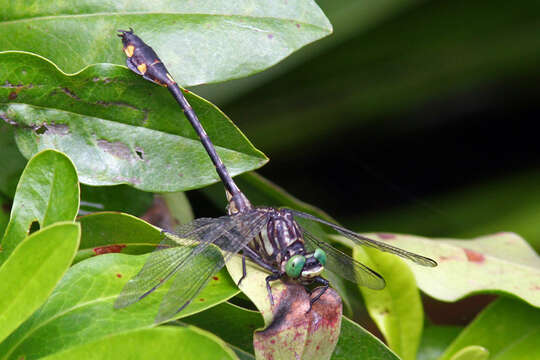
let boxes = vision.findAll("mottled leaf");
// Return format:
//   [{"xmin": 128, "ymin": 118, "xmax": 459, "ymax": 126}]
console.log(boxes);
[
  {"xmin": 0, "ymin": 1, "xmax": 332, "ymax": 86},
  {"xmin": 0, "ymin": 51, "xmax": 267, "ymax": 192},
  {"xmin": 0, "ymin": 149, "xmax": 79, "ymax": 263},
  {"xmin": 363, "ymin": 232, "xmax": 540, "ymax": 307},
  {"xmin": 0, "ymin": 222, "xmax": 80, "ymax": 343}
]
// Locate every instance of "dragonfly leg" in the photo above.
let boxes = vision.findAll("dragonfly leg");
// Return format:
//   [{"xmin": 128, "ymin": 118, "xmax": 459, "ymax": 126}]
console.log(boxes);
[
  {"xmin": 307, "ymin": 276, "xmax": 329, "ymax": 312},
  {"xmin": 237, "ymin": 255, "xmax": 247, "ymax": 286},
  {"xmin": 265, "ymin": 273, "xmax": 282, "ymax": 306}
]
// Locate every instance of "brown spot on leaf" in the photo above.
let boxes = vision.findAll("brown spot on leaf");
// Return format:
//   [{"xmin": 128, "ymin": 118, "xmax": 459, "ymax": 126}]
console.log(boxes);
[
  {"xmin": 61, "ymin": 87, "xmax": 81, "ymax": 100},
  {"xmin": 377, "ymin": 233, "xmax": 396, "ymax": 239},
  {"xmin": 98, "ymin": 139, "xmax": 134, "ymax": 160},
  {"xmin": 93, "ymin": 244, "xmax": 126, "ymax": 255},
  {"xmin": 212, "ymin": 276, "xmax": 219, "ymax": 281},
  {"xmin": 464, "ymin": 248, "xmax": 485, "ymax": 263},
  {"xmin": 116, "ymin": 273, "xmax": 122, "ymax": 278},
  {"xmin": 296, "ymin": 23, "xmax": 301, "ymax": 28},
  {"xmin": 8, "ymin": 92, "xmax": 17, "ymax": 100}
]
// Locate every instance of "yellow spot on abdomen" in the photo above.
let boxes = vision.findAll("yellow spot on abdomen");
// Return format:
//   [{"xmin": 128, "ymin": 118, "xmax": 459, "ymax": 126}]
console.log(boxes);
[
  {"xmin": 166, "ymin": 73, "xmax": 176, "ymax": 84},
  {"xmin": 137, "ymin": 63, "xmax": 147, "ymax": 74},
  {"xmin": 124, "ymin": 45, "xmax": 135, "ymax": 57}
]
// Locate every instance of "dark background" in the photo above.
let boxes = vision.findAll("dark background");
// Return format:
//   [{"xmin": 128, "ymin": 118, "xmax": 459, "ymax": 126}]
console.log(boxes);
[{"xmin": 192, "ymin": 0, "xmax": 540, "ymax": 251}]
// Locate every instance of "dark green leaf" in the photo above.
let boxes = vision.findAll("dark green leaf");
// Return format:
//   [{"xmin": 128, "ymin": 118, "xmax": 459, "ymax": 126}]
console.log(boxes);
[
  {"xmin": 80, "ymin": 184, "xmax": 153, "ymax": 217},
  {"xmin": 40, "ymin": 326, "xmax": 238, "ymax": 360},
  {"xmin": 0, "ymin": 222, "xmax": 80, "ymax": 343},
  {"xmin": 417, "ymin": 325, "xmax": 462, "ymax": 360},
  {"xmin": 0, "ymin": 51, "xmax": 267, "ymax": 191},
  {"xmin": 0, "ymin": 123, "xmax": 26, "ymax": 198},
  {"xmin": 332, "ymin": 317, "xmax": 400, "ymax": 360},
  {"xmin": 0, "ymin": 1, "xmax": 331, "ymax": 86},
  {"xmin": 0, "ymin": 149, "xmax": 79, "ymax": 263},
  {"xmin": 184, "ymin": 302, "xmax": 263, "ymax": 355},
  {"xmin": 0, "ymin": 254, "xmax": 239, "ymax": 359},
  {"xmin": 439, "ymin": 298, "xmax": 540, "ymax": 360}
]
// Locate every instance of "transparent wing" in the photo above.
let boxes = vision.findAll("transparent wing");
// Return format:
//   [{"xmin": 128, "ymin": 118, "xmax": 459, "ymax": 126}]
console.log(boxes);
[
  {"xmin": 302, "ymin": 229, "xmax": 385, "ymax": 290},
  {"xmin": 291, "ymin": 210, "xmax": 437, "ymax": 267},
  {"xmin": 154, "ymin": 210, "xmax": 270, "ymax": 322},
  {"xmin": 114, "ymin": 210, "xmax": 268, "ymax": 311}
]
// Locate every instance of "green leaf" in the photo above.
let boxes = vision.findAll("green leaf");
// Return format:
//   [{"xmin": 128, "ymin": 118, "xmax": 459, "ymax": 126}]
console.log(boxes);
[
  {"xmin": 0, "ymin": 222, "xmax": 80, "ymax": 343},
  {"xmin": 40, "ymin": 326, "xmax": 238, "ymax": 360},
  {"xmin": 439, "ymin": 298, "xmax": 540, "ymax": 360},
  {"xmin": 362, "ymin": 232, "xmax": 540, "ymax": 307},
  {"xmin": 350, "ymin": 240, "xmax": 423, "ymax": 360},
  {"xmin": 0, "ymin": 149, "xmax": 79, "ymax": 263},
  {"xmin": 417, "ymin": 325, "xmax": 462, "ymax": 360},
  {"xmin": 0, "ymin": 253, "xmax": 239, "ymax": 359},
  {"xmin": 184, "ymin": 302, "xmax": 264, "ymax": 355},
  {"xmin": 0, "ymin": 1, "xmax": 331, "ymax": 86},
  {"xmin": 0, "ymin": 51, "xmax": 267, "ymax": 192},
  {"xmin": 76, "ymin": 212, "xmax": 162, "ymax": 263},
  {"xmin": 449, "ymin": 346, "xmax": 489, "ymax": 360},
  {"xmin": 332, "ymin": 317, "xmax": 400, "ymax": 360},
  {"xmin": 0, "ymin": 123, "xmax": 26, "ymax": 198}
]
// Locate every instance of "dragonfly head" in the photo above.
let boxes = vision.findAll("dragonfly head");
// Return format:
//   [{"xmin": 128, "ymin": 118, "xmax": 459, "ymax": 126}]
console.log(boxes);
[{"xmin": 285, "ymin": 248, "xmax": 327, "ymax": 279}]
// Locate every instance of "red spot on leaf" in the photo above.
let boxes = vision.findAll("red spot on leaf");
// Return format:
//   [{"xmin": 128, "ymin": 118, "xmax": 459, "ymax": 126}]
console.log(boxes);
[
  {"xmin": 116, "ymin": 273, "xmax": 122, "ymax": 278},
  {"xmin": 464, "ymin": 248, "xmax": 485, "ymax": 263},
  {"xmin": 316, "ymin": 345, "xmax": 320, "ymax": 350},
  {"xmin": 183, "ymin": 89, "xmax": 190, "ymax": 94},
  {"xmin": 296, "ymin": 23, "xmax": 301, "ymax": 28},
  {"xmin": 8, "ymin": 92, "xmax": 17, "ymax": 100},
  {"xmin": 212, "ymin": 276, "xmax": 219, "ymax": 281},
  {"xmin": 377, "ymin": 233, "xmax": 396, "ymax": 239},
  {"xmin": 270, "ymin": 339, "xmax": 275, "ymax": 344},
  {"xmin": 93, "ymin": 244, "xmax": 126, "ymax": 255}
]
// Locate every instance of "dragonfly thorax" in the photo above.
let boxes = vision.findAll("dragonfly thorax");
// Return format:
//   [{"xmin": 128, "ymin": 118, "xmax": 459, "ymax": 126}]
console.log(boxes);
[{"xmin": 249, "ymin": 208, "xmax": 326, "ymax": 281}]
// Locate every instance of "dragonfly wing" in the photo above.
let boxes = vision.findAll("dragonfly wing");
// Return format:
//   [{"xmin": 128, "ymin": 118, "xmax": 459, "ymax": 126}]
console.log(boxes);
[
  {"xmin": 154, "ymin": 209, "xmax": 270, "ymax": 322},
  {"xmin": 291, "ymin": 210, "xmax": 437, "ymax": 267},
  {"xmin": 115, "ymin": 214, "xmax": 260, "ymax": 309},
  {"xmin": 303, "ymin": 229, "xmax": 385, "ymax": 290}
]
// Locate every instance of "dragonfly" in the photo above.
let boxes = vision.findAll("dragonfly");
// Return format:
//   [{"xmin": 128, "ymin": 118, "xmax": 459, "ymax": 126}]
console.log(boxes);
[{"xmin": 114, "ymin": 29, "xmax": 437, "ymax": 323}]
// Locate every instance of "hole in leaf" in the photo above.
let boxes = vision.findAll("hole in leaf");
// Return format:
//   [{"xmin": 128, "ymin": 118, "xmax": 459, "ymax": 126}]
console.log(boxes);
[
  {"xmin": 135, "ymin": 147, "xmax": 144, "ymax": 160},
  {"xmin": 35, "ymin": 125, "xmax": 48, "ymax": 134},
  {"xmin": 28, "ymin": 220, "xmax": 40, "ymax": 235}
]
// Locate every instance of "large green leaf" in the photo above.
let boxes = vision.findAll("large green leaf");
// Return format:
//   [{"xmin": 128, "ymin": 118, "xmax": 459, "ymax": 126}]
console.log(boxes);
[
  {"xmin": 0, "ymin": 222, "xmax": 80, "ymax": 344},
  {"xmin": 0, "ymin": 149, "xmax": 79, "ymax": 263},
  {"xmin": 351, "ymin": 242, "xmax": 424, "ymax": 360},
  {"xmin": 0, "ymin": 51, "xmax": 267, "ymax": 192},
  {"xmin": 0, "ymin": 1, "xmax": 331, "ymax": 86},
  {"xmin": 40, "ymin": 326, "xmax": 238, "ymax": 360},
  {"xmin": 0, "ymin": 253, "xmax": 239, "ymax": 360},
  {"xmin": 439, "ymin": 297, "xmax": 540, "ymax": 360},
  {"xmin": 361, "ymin": 232, "xmax": 540, "ymax": 307}
]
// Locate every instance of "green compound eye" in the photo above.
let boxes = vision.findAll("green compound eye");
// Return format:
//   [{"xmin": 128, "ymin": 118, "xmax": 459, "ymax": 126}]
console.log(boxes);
[
  {"xmin": 285, "ymin": 255, "xmax": 306, "ymax": 278},
  {"xmin": 314, "ymin": 248, "xmax": 327, "ymax": 266}
]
